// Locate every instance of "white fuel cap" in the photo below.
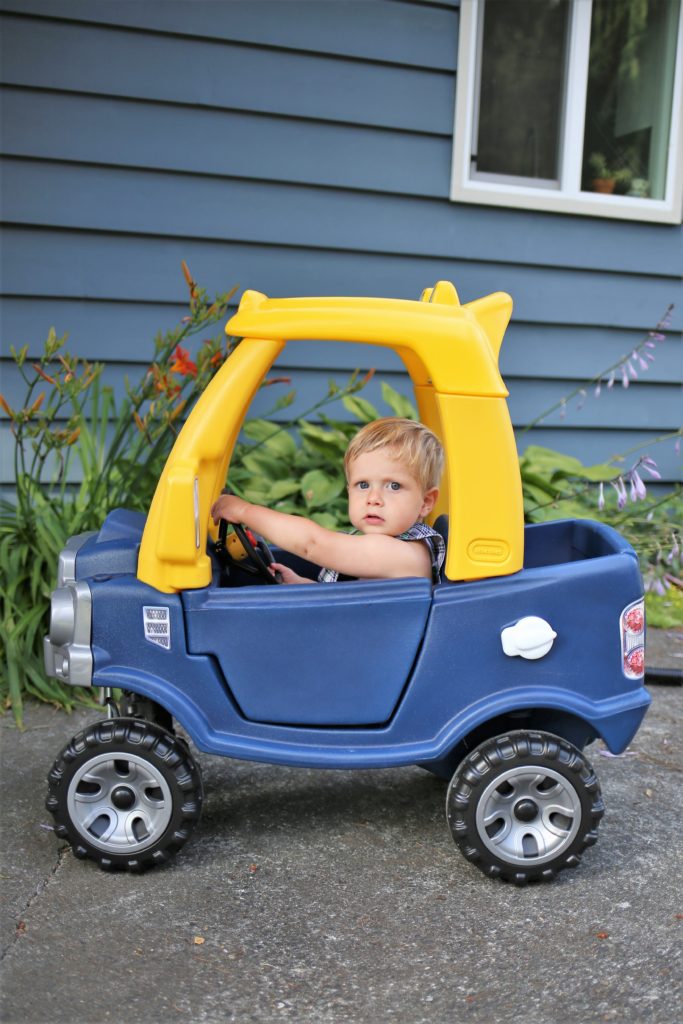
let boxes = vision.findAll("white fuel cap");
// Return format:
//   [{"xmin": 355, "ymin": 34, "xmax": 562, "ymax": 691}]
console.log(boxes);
[{"xmin": 501, "ymin": 616, "xmax": 557, "ymax": 660}]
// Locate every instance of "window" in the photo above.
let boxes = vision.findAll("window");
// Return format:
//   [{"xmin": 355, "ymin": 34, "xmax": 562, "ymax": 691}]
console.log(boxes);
[{"xmin": 451, "ymin": 0, "xmax": 683, "ymax": 223}]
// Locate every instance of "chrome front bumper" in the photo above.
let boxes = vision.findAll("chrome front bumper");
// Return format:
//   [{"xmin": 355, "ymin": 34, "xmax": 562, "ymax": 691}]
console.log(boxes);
[{"xmin": 43, "ymin": 532, "xmax": 96, "ymax": 687}]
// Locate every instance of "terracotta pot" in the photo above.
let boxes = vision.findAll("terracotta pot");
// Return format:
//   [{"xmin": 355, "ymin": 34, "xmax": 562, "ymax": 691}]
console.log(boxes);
[{"xmin": 592, "ymin": 178, "xmax": 616, "ymax": 194}]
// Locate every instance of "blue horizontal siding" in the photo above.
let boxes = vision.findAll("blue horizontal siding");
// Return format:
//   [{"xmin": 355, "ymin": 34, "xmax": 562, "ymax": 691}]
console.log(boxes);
[
  {"xmin": 0, "ymin": 0, "xmax": 460, "ymax": 70},
  {"xmin": 3, "ymin": 156, "xmax": 683, "ymax": 279},
  {"xmin": 0, "ymin": 13, "xmax": 454, "ymax": 134},
  {"xmin": 1, "ymin": 0, "xmax": 680, "ymax": 494},
  {"xmin": 0, "ymin": 89, "xmax": 451, "ymax": 199},
  {"xmin": 2, "ymin": 227, "xmax": 680, "ymax": 332}
]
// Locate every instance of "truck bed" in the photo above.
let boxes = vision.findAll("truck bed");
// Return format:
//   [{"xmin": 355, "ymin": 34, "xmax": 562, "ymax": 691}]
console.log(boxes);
[{"xmin": 522, "ymin": 519, "xmax": 636, "ymax": 569}]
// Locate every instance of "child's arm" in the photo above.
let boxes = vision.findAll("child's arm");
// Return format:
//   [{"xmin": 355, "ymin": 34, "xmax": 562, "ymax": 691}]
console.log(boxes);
[{"xmin": 211, "ymin": 494, "xmax": 432, "ymax": 580}]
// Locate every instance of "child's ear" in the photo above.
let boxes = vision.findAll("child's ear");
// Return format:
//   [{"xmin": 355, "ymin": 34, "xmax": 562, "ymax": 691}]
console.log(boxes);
[{"xmin": 420, "ymin": 487, "xmax": 439, "ymax": 518}]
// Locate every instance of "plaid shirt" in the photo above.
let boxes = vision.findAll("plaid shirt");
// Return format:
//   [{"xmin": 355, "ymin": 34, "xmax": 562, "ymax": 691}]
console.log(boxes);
[{"xmin": 318, "ymin": 522, "xmax": 445, "ymax": 584}]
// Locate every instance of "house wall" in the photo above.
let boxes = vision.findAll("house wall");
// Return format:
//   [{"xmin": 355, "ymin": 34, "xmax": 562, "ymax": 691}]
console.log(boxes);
[{"xmin": 1, "ymin": 0, "xmax": 681, "ymax": 492}]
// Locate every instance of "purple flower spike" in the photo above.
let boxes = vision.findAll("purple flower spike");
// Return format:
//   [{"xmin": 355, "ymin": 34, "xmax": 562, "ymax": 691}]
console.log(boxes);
[
  {"xmin": 612, "ymin": 476, "xmax": 627, "ymax": 509},
  {"xmin": 641, "ymin": 457, "xmax": 661, "ymax": 480},
  {"xmin": 598, "ymin": 482, "xmax": 605, "ymax": 510},
  {"xmin": 651, "ymin": 332, "xmax": 666, "ymax": 341},
  {"xmin": 645, "ymin": 351, "xmax": 656, "ymax": 362},
  {"xmin": 621, "ymin": 366, "xmax": 630, "ymax": 388},
  {"xmin": 576, "ymin": 389, "xmax": 587, "ymax": 410},
  {"xmin": 594, "ymin": 381, "xmax": 602, "ymax": 398},
  {"xmin": 559, "ymin": 399, "xmax": 566, "ymax": 421},
  {"xmin": 607, "ymin": 371, "xmax": 615, "ymax": 389},
  {"xmin": 629, "ymin": 470, "xmax": 646, "ymax": 501},
  {"xmin": 645, "ymin": 340, "xmax": 657, "ymax": 349},
  {"xmin": 628, "ymin": 361, "xmax": 638, "ymax": 380},
  {"xmin": 638, "ymin": 355, "xmax": 648, "ymax": 371}
]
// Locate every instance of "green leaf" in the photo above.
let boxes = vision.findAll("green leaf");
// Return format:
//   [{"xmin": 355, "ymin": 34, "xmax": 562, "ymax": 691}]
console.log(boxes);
[
  {"xmin": 242, "ymin": 419, "xmax": 297, "ymax": 458},
  {"xmin": 521, "ymin": 446, "xmax": 619, "ymax": 483},
  {"xmin": 380, "ymin": 382, "xmax": 416, "ymax": 419},
  {"xmin": 342, "ymin": 395, "xmax": 380, "ymax": 423},
  {"xmin": 300, "ymin": 470, "xmax": 345, "ymax": 508},
  {"xmin": 309, "ymin": 511, "xmax": 339, "ymax": 529},
  {"xmin": 241, "ymin": 449, "xmax": 288, "ymax": 479},
  {"xmin": 267, "ymin": 479, "xmax": 301, "ymax": 501},
  {"xmin": 298, "ymin": 421, "xmax": 348, "ymax": 458}
]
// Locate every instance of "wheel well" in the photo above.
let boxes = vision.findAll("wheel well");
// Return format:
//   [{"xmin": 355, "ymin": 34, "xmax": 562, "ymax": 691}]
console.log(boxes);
[
  {"xmin": 119, "ymin": 690, "xmax": 174, "ymax": 733},
  {"xmin": 420, "ymin": 708, "xmax": 598, "ymax": 780}
]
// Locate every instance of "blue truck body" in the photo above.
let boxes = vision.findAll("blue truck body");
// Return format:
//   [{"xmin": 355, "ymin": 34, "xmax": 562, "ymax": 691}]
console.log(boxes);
[{"xmin": 68, "ymin": 508, "xmax": 649, "ymax": 771}]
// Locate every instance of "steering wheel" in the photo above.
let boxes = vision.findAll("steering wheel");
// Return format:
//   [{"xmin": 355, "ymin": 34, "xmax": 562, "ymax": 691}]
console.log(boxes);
[{"xmin": 215, "ymin": 519, "xmax": 282, "ymax": 584}]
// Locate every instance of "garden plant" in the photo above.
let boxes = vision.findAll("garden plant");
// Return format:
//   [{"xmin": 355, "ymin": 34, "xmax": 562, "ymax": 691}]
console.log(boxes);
[{"xmin": 1, "ymin": 268, "xmax": 680, "ymax": 725}]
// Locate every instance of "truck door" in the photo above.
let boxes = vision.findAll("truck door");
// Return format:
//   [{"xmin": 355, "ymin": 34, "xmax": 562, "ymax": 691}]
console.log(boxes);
[{"xmin": 182, "ymin": 577, "xmax": 432, "ymax": 726}]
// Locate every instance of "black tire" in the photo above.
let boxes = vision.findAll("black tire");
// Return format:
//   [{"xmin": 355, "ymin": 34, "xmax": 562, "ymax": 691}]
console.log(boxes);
[
  {"xmin": 446, "ymin": 730, "xmax": 604, "ymax": 885},
  {"xmin": 46, "ymin": 718, "xmax": 203, "ymax": 871}
]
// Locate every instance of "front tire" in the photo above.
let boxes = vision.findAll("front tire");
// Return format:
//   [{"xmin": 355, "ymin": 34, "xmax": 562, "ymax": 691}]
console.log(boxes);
[
  {"xmin": 46, "ymin": 718, "xmax": 203, "ymax": 871},
  {"xmin": 446, "ymin": 730, "xmax": 604, "ymax": 884}
]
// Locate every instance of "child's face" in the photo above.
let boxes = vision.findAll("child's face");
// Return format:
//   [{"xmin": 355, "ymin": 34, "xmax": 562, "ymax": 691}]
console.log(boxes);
[{"xmin": 346, "ymin": 448, "xmax": 438, "ymax": 537}]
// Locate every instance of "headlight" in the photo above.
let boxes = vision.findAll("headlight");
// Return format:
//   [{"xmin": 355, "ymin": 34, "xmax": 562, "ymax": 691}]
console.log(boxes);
[
  {"xmin": 49, "ymin": 587, "xmax": 76, "ymax": 647},
  {"xmin": 44, "ymin": 580, "xmax": 93, "ymax": 687}
]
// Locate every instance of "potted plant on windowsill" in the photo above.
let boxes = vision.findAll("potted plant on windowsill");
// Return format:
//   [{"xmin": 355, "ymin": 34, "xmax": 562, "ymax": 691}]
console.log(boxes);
[{"xmin": 588, "ymin": 152, "xmax": 616, "ymax": 193}]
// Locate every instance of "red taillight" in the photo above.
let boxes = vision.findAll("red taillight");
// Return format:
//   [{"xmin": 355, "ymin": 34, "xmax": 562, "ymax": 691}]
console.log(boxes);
[{"xmin": 621, "ymin": 599, "xmax": 645, "ymax": 679}]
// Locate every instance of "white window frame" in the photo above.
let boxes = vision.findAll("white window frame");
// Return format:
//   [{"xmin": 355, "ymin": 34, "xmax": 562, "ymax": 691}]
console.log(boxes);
[{"xmin": 451, "ymin": 0, "xmax": 683, "ymax": 224}]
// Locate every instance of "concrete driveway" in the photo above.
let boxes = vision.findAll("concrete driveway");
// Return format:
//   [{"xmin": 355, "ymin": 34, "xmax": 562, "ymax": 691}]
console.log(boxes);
[{"xmin": 1, "ymin": 679, "xmax": 681, "ymax": 1024}]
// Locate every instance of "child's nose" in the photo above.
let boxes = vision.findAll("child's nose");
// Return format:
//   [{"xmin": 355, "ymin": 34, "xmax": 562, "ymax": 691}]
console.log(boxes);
[{"xmin": 367, "ymin": 487, "xmax": 383, "ymax": 504}]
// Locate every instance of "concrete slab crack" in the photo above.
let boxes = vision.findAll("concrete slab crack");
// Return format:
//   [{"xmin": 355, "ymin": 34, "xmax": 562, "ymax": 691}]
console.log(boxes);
[{"xmin": 1, "ymin": 845, "xmax": 70, "ymax": 961}]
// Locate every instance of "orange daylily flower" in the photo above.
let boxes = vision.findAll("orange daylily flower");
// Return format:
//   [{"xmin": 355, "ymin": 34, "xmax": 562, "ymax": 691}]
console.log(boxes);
[
  {"xmin": 151, "ymin": 364, "xmax": 181, "ymax": 396},
  {"xmin": 170, "ymin": 345, "xmax": 197, "ymax": 378},
  {"xmin": 0, "ymin": 394, "xmax": 14, "ymax": 417},
  {"xmin": 30, "ymin": 392, "xmax": 46, "ymax": 413}
]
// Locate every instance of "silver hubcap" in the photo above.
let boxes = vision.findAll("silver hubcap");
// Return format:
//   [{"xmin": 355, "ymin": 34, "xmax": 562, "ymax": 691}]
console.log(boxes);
[
  {"xmin": 67, "ymin": 752, "xmax": 173, "ymax": 855},
  {"xmin": 475, "ymin": 765, "xmax": 582, "ymax": 866}
]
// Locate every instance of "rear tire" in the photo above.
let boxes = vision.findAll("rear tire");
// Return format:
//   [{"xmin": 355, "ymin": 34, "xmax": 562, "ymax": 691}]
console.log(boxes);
[
  {"xmin": 446, "ymin": 730, "xmax": 604, "ymax": 884},
  {"xmin": 46, "ymin": 718, "xmax": 203, "ymax": 871}
]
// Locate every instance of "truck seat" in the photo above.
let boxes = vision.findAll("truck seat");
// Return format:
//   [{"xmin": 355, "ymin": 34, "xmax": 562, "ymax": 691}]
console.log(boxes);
[{"xmin": 433, "ymin": 514, "xmax": 449, "ymax": 582}]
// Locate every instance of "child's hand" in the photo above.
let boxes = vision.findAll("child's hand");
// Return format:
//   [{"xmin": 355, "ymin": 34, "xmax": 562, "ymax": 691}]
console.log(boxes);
[
  {"xmin": 269, "ymin": 562, "xmax": 314, "ymax": 585},
  {"xmin": 211, "ymin": 493, "xmax": 248, "ymax": 525}
]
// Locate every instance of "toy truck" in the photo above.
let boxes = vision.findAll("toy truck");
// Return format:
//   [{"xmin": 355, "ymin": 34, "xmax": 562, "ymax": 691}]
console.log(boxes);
[{"xmin": 43, "ymin": 281, "xmax": 649, "ymax": 884}]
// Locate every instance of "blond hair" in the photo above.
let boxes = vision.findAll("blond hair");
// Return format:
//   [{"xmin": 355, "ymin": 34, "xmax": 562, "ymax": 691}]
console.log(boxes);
[{"xmin": 344, "ymin": 417, "xmax": 444, "ymax": 492}]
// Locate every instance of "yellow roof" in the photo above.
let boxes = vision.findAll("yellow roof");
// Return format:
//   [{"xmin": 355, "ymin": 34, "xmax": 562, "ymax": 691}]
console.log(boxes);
[{"xmin": 226, "ymin": 281, "xmax": 513, "ymax": 398}]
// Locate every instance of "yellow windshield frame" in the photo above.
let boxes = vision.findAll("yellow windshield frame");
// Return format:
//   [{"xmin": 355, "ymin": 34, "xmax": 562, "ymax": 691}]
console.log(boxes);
[{"xmin": 138, "ymin": 282, "xmax": 523, "ymax": 592}]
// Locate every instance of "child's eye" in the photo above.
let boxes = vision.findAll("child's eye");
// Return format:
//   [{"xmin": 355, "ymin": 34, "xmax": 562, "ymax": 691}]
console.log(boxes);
[
  {"xmin": 357, "ymin": 481, "xmax": 369, "ymax": 490},
  {"xmin": 388, "ymin": 482, "xmax": 401, "ymax": 491}
]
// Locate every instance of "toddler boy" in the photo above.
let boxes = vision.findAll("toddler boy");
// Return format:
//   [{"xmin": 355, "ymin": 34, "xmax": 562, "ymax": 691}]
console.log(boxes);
[{"xmin": 211, "ymin": 417, "xmax": 445, "ymax": 583}]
